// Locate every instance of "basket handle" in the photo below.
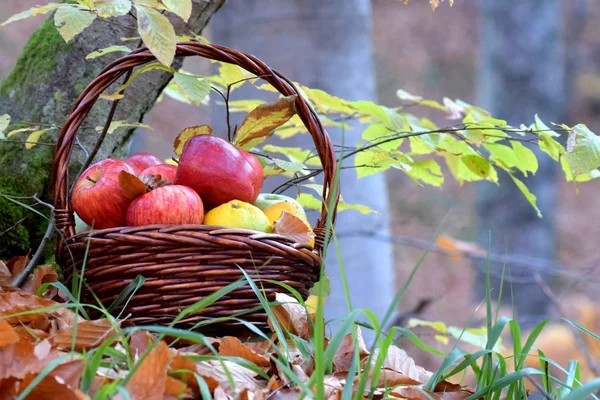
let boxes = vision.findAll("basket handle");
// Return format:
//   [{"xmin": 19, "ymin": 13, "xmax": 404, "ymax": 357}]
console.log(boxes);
[{"xmin": 51, "ymin": 42, "xmax": 339, "ymax": 253}]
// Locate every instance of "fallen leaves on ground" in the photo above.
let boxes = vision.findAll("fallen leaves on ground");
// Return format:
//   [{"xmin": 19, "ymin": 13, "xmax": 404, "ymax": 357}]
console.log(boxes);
[{"xmin": 0, "ymin": 281, "xmax": 475, "ymax": 399}]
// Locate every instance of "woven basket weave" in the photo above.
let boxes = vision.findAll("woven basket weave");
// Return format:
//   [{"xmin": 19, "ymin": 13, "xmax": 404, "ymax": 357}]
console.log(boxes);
[{"xmin": 51, "ymin": 42, "xmax": 339, "ymax": 334}]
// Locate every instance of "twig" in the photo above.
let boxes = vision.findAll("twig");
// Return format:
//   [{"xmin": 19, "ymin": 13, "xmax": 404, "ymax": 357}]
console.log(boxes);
[
  {"xmin": 534, "ymin": 273, "xmax": 600, "ymax": 377},
  {"xmin": 11, "ymin": 211, "xmax": 54, "ymax": 288},
  {"xmin": 0, "ymin": 217, "xmax": 26, "ymax": 236}
]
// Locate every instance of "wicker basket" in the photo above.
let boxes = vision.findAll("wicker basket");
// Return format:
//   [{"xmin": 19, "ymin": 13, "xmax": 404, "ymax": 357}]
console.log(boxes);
[{"xmin": 50, "ymin": 42, "xmax": 339, "ymax": 335}]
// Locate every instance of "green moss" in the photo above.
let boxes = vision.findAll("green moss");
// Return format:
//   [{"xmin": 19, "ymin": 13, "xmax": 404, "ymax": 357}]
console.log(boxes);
[
  {"xmin": 53, "ymin": 90, "xmax": 63, "ymax": 103},
  {"xmin": 0, "ymin": 18, "xmax": 71, "ymax": 97}
]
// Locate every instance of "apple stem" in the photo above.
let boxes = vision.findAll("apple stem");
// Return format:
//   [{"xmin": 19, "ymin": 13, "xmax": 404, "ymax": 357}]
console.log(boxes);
[{"xmin": 86, "ymin": 176, "xmax": 97, "ymax": 184}]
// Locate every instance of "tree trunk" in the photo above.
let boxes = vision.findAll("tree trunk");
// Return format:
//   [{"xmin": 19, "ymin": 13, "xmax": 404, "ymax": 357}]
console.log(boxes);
[
  {"xmin": 476, "ymin": 0, "xmax": 565, "ymax": 324},
  {"xmin": 0, "ymin": 0, "xmax": 225, "ymax": 259},
  {"xmin": 212, "ymin": 0, "xmax": 395, "ymax": 340}
]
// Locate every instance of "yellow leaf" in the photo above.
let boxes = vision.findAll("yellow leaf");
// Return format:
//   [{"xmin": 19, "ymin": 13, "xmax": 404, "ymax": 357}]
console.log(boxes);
[
  {"xmin": 92, "ymin": 0, "xmax": 131, "ymax": 17},
  {"xmin": 0, "ymin": 3, "xmax": 62, "ymax": 27},
  {"xmin": 162, "ymin": 0, "xmax": 191, "ymax": 22},
  {"xmin": 99, "ymin": 92, "xmax": 125, "ymax": 101},
  {"xmin": 407, "ymin": 318, "xmax": 447, "ymax": 334},
  {"xmin": 234, "ymin": 95, "xmax": 298, "ymax": 150},
  {"xmin": 435, "ymin": 334, "xmax": 449, "ymax": 345},
  {"xmin": 135, "ymin": 4, "xmax": 176, "ymax": 66},
  {"xmin": 25, "ymin": 129, "xmax": 52, "ymax": 149},
  {"xmin": 7, "ymin": 127, "xmax": 39, "ymax": 139},
  {"xmin": 54, "ymin": 5, "xmax": 96, "ymax": 42},
  {"xmin": 173, "ymin": 125, "xmax": 213, "ymax": 156}
]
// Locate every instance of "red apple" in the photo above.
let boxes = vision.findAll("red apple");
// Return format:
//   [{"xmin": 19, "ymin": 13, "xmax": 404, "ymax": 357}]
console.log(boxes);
[
  {"xmin": 240, "ymin": 149, "xmax": 264, "ymax": 202},
  {"xmin": 139, "ymin": 164, "xmax": 177, "ymax": 182},
  {"xmin": 71, "ymin": 159, "xmax": 135, "ymax": 229},
  {"xmin": 126, "ymin": 185, "xmax": 204, "ymax": 226},
  {"xmin": 175, "ymin": 136, "xmax": 256, "ymax": 209},
  {"xmin": 125, "ymin": 152, "xmax": 162, "ymax": 175}
]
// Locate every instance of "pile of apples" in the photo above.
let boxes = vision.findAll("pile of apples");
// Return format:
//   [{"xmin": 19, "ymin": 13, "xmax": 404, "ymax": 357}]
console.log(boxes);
[{"xmin": 71, "ymin": 135, "xmax": 265, "ymax": 230}]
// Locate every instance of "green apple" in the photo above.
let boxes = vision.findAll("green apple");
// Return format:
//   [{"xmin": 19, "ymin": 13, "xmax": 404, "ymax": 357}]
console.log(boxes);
[{"xmin": 253, "ymin": 193, "xmax": 307, "ymax": 219}]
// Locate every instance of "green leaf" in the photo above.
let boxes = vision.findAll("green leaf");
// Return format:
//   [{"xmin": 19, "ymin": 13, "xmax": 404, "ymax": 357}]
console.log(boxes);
[
  {"xmin": 361, "ymin": 124, "xmax": 401, "ymax": 151},
  {"xmin": 271, "ymin": 158, "xmax": 305, "ymax": 174},
  {"xmin": 25, "ymin": 129, "xmax": 53, "ymax": 150},
  {"xmin": 111, "ymin": 62, "xmax": 173, "ymax": 97},
  {"xmin": 86, "ymin": 45, "xmax": 131, "ymax": 60},
  {"xmin": 173, "ymin": 72, "xmax": 210, "ymax": 106},
  {"xmin": 54, "ymin": 5, "xmax": 96, "ymax": 42},
  {"xmin": 461, "ymin": 154, "xmax": 491, "ymax": 179},
  {"xmin": 95, "ymin": 121, "xmax": 152, "ymax": 134},
  {"xmin": 510, "ymin": 174, "xmax": 542, "ymax": 218},
  {"xmin": 310, "ymin": 275, "xmax": 331, "ymax": 296},
  {"xmin": 92, "ymin": 0, "xmax": 131, "ymax": 17},
  {"xmin": 216, "ymin": 62, "xmax": 254, "ymax": 88},
  {"xmin": 299, "ymin": 86, "xmax": 354, "ymax": 114},
  {"xmin": 0, "ymin": 3, "xmax": 62, "ymax": 27},
  {"xmin": 223, "ymin": 99, "xmax": 266, "ymax": 113},
  {"xmin": 263, "ymin": 145, "xmax": 314, "ymax": 164},
  {"xmin": 405, "ymin": 159, "xmax": 444, "ymax": 187},
  {"xmin": 409, "ymin": 136, "xmax": 437, "ymax": 155},
  {"xmin": 234, "ymin": 96, "xmax": 298, "ymax": 150},
  {"xmin": 350, "ymin": 100, "xmax": 402, "ymax": 129},
  {"xmin": 564, "ymin": 124, "xmax": 600, "ymax": 176},
  {"xmin": 337, "ymin": 200, "xmax": 377, "ymax": 214},
  {"xmin": 354, "ymin": 148, "xmax": 396, "ymax": 178},
  {"xmin": 162, "ymin": 0, "xmax": 191, "ymax": 22},
  {"xmin": 296, "ymin": 193, "xmax": 322, "ymax": 211},
  {"xmin": 135, "ymin": 4, "xmax": 176, "ymax": 66},
  {"xmin": 511, "ymin": 141, "xmax": 538, "ymax": 175},
  {"xmin": 0, "ymin": 114, "xmax": 10, "ymax": 139}
]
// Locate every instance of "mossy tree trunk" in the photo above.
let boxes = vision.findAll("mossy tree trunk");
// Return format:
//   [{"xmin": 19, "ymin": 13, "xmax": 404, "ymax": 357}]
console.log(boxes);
[{"xmin": 0, "ymin": 0, "xmax": 225, "ymax": 259}]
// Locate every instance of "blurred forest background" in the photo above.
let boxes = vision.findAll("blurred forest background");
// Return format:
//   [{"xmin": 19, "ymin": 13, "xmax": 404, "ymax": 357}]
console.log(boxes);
[{"xmin": 2, "ymin": 0, "xmax": 600, "ymax": 370}]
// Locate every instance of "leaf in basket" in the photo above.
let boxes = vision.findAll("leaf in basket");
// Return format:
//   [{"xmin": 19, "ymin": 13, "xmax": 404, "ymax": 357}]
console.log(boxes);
[
  {"xmin": 52, "ymin": 319, "xmax": 116, "ymax": 352},
  {"xmin": 125, "ymin": 340, "xmax": 170, "ymax": 400},
  {"xmin": 135, "ymin": 4, "xmax": 176, "ymax": 66},
  {"xmin": 273, "ymin": 211, "xmax": 315, "ymax": 247},
  {"xmin": 219, "ymin": 336, "xmax": 271, "ymax": 368},
  {"xmin": 268, "ymin": 293, "xmax": 311, "ymax": 340},
  {"xmin": 119, "ymin": 170, "xmax": 148, "ymax": 200},
  {"xmin": 234, "ymin": 95, "xmax": 298, "ymax": 150},
  {"xmin": 173, "ymin": 125, "xmax": 213, "ymax": 156},
  {"xmin": 139, "ymin": 174, "xmax": 172, "ymax": 189}
]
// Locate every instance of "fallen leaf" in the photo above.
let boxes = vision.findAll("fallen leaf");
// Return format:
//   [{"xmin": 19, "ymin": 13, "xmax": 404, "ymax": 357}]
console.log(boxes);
[
  {"xmin": 124, "ymin": 341, "xmax": 170, "ymax": 400},
  {"xmin": 53, "ymin": 319, "xmax": 116, "ymax": 352},
  {"xmin": 234, "ymin": 95, "xmax": 298, "ymax": 150},
  {"xmin": 332, "ymin": 327, "xmax": 369, "ymax": 372},
  {"xmin": 219, "ymin": 336, "xmax": 271, "ymax": 368},
  {"xmin": 375, "ymin": 345, "xmax": 431, "ymax": 384},
  {"xmin": 6, "ymin": 256, "xmax": 29, "ymax": 277},
  {"xmin": 129, "ymin": 330, "xmax": 156, "ymax": 358},
  {"xmin": 21, "ymin": 265, "xmax": 58, "ymax": 299},
  {"xmin": 169, "ymin": 352, "xmax": 211, "ymax": 394},
  {"xmin": 0, "ymin": 288, "xmax": 58, "ymax": 327},
  {"xmin": 0, "ymin": 262, "xmax": 12, "ymax": 284},
  {"xmin": 18, "ymin": 370, "xmax": 88, "ymax": 400},
  {"xmin": 273, "ymin": 211, "xmax": 315, "ymax": 246},
  {"xmin": 173, "ymin": 125, "xmax": 213, "ymax": 156},
  {"xmin": 0, "ymin": 339, "xmax": 59, "ymax": 379},
  {"xmin": 118, "ymin": 171, "xmax": 148, "ymax": 200},
  {"xmin": 164, "ymin": 375, "xmax": 189, "ymax": 398},
  {"xmin": 0, "ymin": 321, "xmax": 19, "ymax": 347},
  {"xmin": 213, "ymin": 385, "xmax": 230, "ymax": 400},
  {"xmin": 390, "ymin": 386, "xmax": 441, "ymax": 399},
  {"xmin": 195, "ymin": 360, "xmax": 262, "ymax": 396},
  {"xmin": 268, "ymin": 293, "xmax": 311, "ymax": 340}
]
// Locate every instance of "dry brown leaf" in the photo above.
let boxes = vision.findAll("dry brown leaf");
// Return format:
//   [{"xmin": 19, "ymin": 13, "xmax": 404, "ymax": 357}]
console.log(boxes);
[
  {"xmin": 268, "ymin": 293, "xmax": 310, "ymax": 339},
  {"xmin": 124, "ymin": 341, "xmax": 170, "ymax": 400},
  {"xmin": 240, "ymin": 387, "xmax": 266, "ymax": 400},
  {"xmin": 0, "ymin": 339, "xmax": 60, "ymax": 379},
  {"xmin": 6, "ymin": 255, "xmax": 29, "ymax": 276},
  {"xmin": 324, "ymin": 372, "xmax": 345, "ymax": 398},
  {"xmin": 375, "ymin": 345, "xmax": 431, "ymax": 384},
  {"xmin": 169, "ymin": 352, "xmax": 211, "ymax": 394},
  {"xmin": 273, "ymin": 211, "xmax": 315, "ymax": 246},
  {"xmin": 440, "ymin": 390, "xmax": 474, "ymax": 400},
  {"xmin": 53, "ymin": 319, "xmax": 116, "ymax": 352},
  {"xmin": 332, "ymin": 327, "xmax": 369, "ymax": 372},
  {"xmin": 173, "ymin": 125, "xmax": 213, "ymax": 156},
  {"xmin": 129, "ymin": 330, "xmax": 156, "ymax": 358},
  {"xmin": 219, "ymin": 336, "xmax": 271, "ymax": 368},
  {"xmin": 0, "ymin": 288, "xmax": 65, "ymax": 328},
  {"xmin": 0, "ymin": 262, "xmax": 12, "ymax": 284},
  {"xmin": 234, "ymin": 95, "xmax": 297, "ymax": 150},
  {"xmin": 195, "ymin": 360, "xmax": 262, "ymax": 396},
  {"xmin": 21, "ymin": 265, "xmax": 58, "ymax": 299},
  {"xmin": 266, "ymin": 375, "xmax": 280, "ymax": 391},
  {"xmin": 13, "ymin": 325, "xmax": 51, "ymax": 342},
  {"xmin": 390, "ymin": 386, "xmax": 441, "ymax": 399},
  {"xmin": 17, "ymin": 371, "xmax": 89, "ymax": 400},
  {"xmin": 213, "ymin": 385, "xmax": 230, "ymax": 400},
  {"xmin": 0, "ymin": 320, "xmax": 19, "ymax": 348},
  {"xmin": 139, "ymin": 173, "xmax": 172, "ymax": 189},
  {"xmin": 118, "ymin": 170, "xmax": 148, "ymax": 200},
  {"xmin": 164, "ymin": 375, "xmax": 189, "ymax": 398}
]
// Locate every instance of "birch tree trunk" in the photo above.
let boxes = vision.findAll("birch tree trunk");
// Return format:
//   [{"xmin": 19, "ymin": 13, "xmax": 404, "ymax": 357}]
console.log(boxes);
[{"xmin": 212, "ymin": 0, "xmax": 395, "ymax": 340}]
